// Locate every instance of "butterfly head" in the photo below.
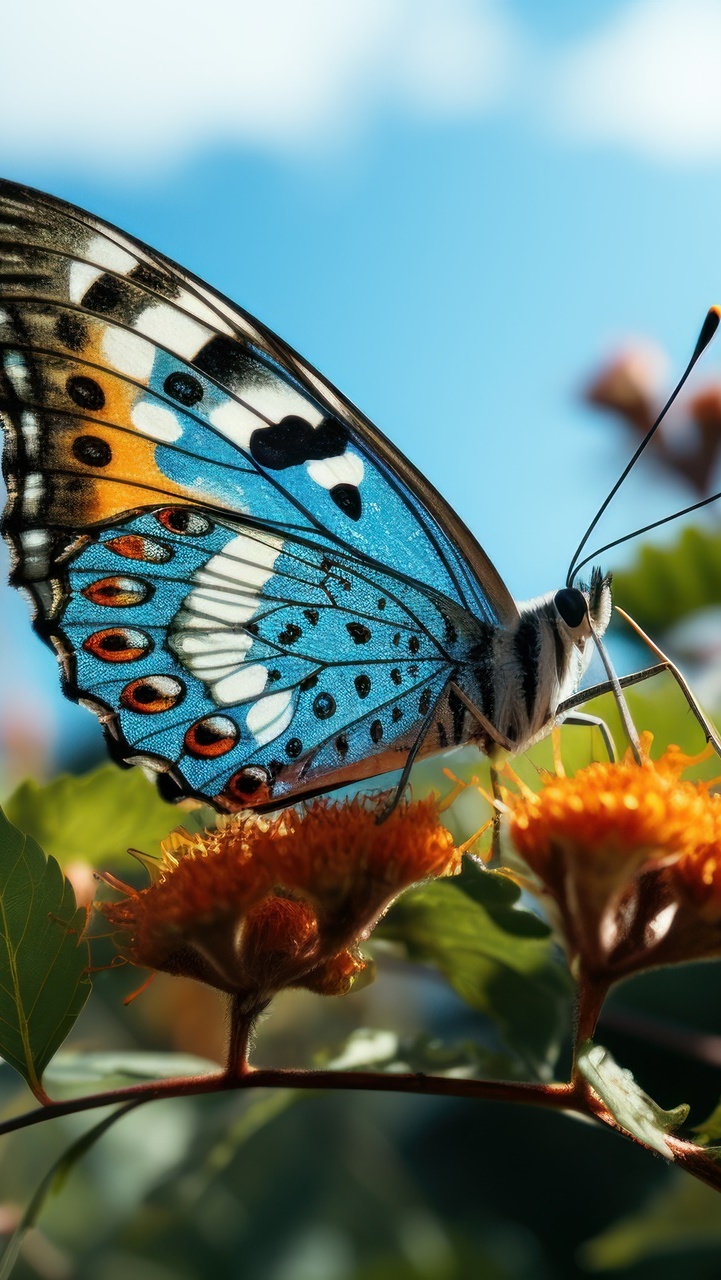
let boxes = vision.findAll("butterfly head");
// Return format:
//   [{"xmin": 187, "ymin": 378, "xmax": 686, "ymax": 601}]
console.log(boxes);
[{"xmin": 554, "ymin": 567, "xmax": 612, "ymax": 663}]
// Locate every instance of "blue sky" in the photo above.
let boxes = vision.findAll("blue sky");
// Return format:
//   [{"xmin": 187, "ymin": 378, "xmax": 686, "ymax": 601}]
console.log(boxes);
[{"xmin": 2, "ymin": 0, "xmax": 721, "ymax": 767}]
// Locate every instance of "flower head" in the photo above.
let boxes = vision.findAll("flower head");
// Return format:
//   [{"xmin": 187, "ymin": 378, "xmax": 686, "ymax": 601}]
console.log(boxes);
[
  {"xmin": 506, "ymin": 738, "xmax": 721, "ymax": 977},
  {"xmin": 100, "ymin": 795, "xmax": 459, "ymax": 1009}
]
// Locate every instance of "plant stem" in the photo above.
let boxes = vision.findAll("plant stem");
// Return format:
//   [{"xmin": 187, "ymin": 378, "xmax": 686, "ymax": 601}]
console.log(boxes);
[
  {"xmin": 665, "ymin": 1136, "xmax": 721, "ymax": 1194},
  {"xmin": 0, "ymin": 1069, "xmax": 579, "ymax": 1137},
  {"xmin": 226, "ymin": 996, "xmax": 256, "ymax": 1078},
  {"xmin": 573, "ymin": 970, "xmax": 610, "ymax": 1073},
  {"xmin": 4, "ymin": 1066, "xmax": 721, "ymax": 1197}
]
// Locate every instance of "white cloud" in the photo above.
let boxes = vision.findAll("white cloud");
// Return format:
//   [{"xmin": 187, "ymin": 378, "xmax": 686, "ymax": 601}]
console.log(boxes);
[
  {"xmin": 548, "ymin": 0, "xmax": 721, "ymax": 163},
  {"xmin": 0, "ymin": 0, "xmax": 517, "ymax": 175}
]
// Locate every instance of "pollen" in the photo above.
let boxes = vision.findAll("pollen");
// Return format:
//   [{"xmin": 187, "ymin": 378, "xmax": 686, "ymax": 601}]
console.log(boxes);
[
  {"xmin": 505, "ymin": 737, "xmax": 721, "ymax": 975},
  {"xmin": 99, "ymin": 794, "xmax": 460, "ymax": 1004},
  {"xmin": 510, "ymin": 741, "xmax": 718, "ymax": 881}
]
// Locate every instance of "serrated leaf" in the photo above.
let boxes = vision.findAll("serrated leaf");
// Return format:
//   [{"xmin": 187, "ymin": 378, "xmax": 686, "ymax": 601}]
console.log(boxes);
[
  {"xmin": 578, "ymin": 1041, "xmax": 689, "ymax": 1156},
  {"xmin": 613, "ymin": 524, "xmax": 721, "ymax": 635},
  {"xmin": 0, "ymin": 807, "xmax": 91, "ymax": 1093},
  {"xmin": 580, "ymin": 1175, "xmax": 721, "ymax": 1270},
  {"xmin": 378, "ymin": 878, "xmax": 570, "ymax": 1077},
  {"xmin": 4, "ymin": 764, "xmax": 215, "ymax": 868}
]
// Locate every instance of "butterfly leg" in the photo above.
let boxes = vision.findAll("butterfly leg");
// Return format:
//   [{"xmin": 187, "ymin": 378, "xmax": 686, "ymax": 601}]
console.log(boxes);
[
  {"xmin": 558, "ymin": 661, "xmax": 721, "ymax": 756},
  {"xmin": 560, "ymin": 711, "xmax": 617, "ymax": 762},
  {"xmin": 376, "ymin": 678, "xmax": 455, "ymax": 823},
  {"xmin": 489, "ymin": 762, "xmax": 504, "ymax": 861}
]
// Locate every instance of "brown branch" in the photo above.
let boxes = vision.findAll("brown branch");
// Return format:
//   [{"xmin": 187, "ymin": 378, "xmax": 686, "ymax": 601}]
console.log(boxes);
[
  {"xmin": 665, "ymin": 1136, "xmax": 721, "ymax": 1194},
  {"xmin": 0, "ymin": 1069, "xmax": 579, "ymax": 1138},
  {"xmin": 2, "ymin": 1065, "xmax": 719, "ymax": 1196}
]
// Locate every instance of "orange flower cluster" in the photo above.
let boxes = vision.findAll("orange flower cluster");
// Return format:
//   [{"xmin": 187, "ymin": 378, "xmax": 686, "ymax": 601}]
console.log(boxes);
[
  {"xmin": 507, "ymin": 739, "xmax": 721, "ymax": 980},
  {"xmin": 100, "ymin": 795, "xmax": 459, "ymax": 1011}
]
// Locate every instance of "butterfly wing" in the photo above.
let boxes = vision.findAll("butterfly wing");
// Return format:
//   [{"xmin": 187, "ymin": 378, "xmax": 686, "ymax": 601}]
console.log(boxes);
[{"xmin": 0, "ymin": 179, "xmax": 516, "ymax": 808}]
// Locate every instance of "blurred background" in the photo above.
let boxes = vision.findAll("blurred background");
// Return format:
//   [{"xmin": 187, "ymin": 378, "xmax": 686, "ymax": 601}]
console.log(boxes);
[{"xmin": 4, "ymin": 2, "xmax": 721, "ymax": 1277}]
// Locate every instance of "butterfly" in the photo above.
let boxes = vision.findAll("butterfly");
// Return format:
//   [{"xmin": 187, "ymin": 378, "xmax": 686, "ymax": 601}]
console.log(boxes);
[{"xmin": 0, "ymin": 179, "xmax": 612, "ymax": 813}]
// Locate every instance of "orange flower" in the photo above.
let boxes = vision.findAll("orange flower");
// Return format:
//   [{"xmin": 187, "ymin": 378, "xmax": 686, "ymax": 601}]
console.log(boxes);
[
  {"xmin": 506, "ymin": 739, "xmax": 721, "ymax": 977},
  {"xmin": 674, "ymin": 834, "xmax": 721, "ymax": 927},
  {"xmin": 100, "ymin": 795, "xmax": 459, "ymax": 1009}
]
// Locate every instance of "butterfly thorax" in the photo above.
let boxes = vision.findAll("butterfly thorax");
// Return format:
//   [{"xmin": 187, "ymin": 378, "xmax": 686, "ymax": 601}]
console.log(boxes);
[{"xmin": 454, "ymin": 574, "xmax": 613, "ymax": 757}]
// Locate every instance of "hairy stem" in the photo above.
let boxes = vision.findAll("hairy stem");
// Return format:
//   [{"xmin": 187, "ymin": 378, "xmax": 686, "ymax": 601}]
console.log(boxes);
[
  {"xmin": 3, "ymin": 1066, "xmax": 720, "ymax": 1196},
  {"xmin": 226, "ymin": 996, "xmax": 259, "ymax": 1078},
  {"xmin": 0, "ymin": 1069, "xmax": 578, "ymax": 1138}
]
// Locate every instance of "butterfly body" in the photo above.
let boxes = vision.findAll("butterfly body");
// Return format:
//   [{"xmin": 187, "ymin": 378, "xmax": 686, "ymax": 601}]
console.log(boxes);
[{"xmin": 0, "ymin": 181, "xmax": 611, "ymax": 810}]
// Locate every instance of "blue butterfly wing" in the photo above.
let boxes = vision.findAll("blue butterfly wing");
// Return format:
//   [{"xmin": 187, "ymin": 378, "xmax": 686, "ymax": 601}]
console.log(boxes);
[{"xmin": 0, "ymin": 179, "xmax": 517, "ymax": 809}]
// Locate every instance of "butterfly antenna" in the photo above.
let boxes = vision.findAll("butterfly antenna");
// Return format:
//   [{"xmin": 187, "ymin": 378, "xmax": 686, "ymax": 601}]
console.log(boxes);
[
  {"xmin": 566, "ymin": 305, "xmax": 721, "ymax": 587},
  {"xmin": 570, "ymin": 484, "xmax": 721, "ymax": 581}
]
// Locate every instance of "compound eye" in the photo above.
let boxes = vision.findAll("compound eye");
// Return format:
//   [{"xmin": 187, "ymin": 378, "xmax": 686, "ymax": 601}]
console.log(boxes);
[{"xmin": 554, "ymin": 587, "xmax": 587, "ymax": 628}]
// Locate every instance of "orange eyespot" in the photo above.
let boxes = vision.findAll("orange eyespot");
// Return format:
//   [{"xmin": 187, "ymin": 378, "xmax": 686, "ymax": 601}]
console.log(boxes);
[
  {"xmin": 120, "ymin": 675, "xmax": 185, "ymax": 714},
  {"xmin": 155, "ymin": 508, "xmax": 212, "ymax": 536},
  {"xmin": 82, "ymin": 576, "xmax": 153, "ymax": 607},
  {"xmin": 184, "ymin": 715, "xmax": 240, "ymax": 758},
  {"xmin": 220, "ymin": 766, "xmax": 272, "ymax": 807},
  {"xmin": 83, "ymin": 627, "xmax": 153, "ymax": 663},
  {"xmin": 104, "ymin": 535, "xmax": 173, "ymax": 563}
]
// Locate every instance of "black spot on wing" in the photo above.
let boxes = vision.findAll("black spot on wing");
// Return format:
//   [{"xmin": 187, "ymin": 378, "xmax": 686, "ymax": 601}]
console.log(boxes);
[
  {"xmin": 249, "ymin": 415, "xmax": 348, "ymax": 470},
  {"xmin": 330, "ymin": 483, "xmax": 362, "ymax": 521},
  {"xmin": 128, "ymin": 261, "xmax": 176, "ymax": 296},
  {"xmin": 72, "ymin": 435, "xmax": 112, "ymax": 467},
  {"xmin": 164, "ymin": 371, "xmax": 203, "ymax": 406},
  {"xmin": 82, "ymin": 273, "xmax": 127, "ymax": 313},
  {"xmin": 55, "ymin": 313, "xmax": 88, "ymax": 352},
  {"xmin": 192, "ymin": 333, "xmax": 253, "ymax": 383},
  {"xmin": 346, "ymin": 622, "xmax": 371, "ymax": 644},
  {"xmin": 67, "ymin": 375, "xmax": 105, "ymax": 411}
]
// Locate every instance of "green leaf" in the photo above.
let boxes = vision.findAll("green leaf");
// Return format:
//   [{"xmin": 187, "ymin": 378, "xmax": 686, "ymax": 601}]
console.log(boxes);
[
  {"xmin": 0, "ymin": 1101, "xmax": 137, "ymax": 1280},
  {"xmin": 0, "ymin": 807, "xmax": 91, "ymax": 1093},
  {"xmin": 453, "ymin": 854, "xmax": 550, "ymax": 938},
  {"xmin": 694, "ymin": 1096, "xmax": 721, "ymax": 1146},
  {"xmin": 321, "ymin": 1027, "xmax": 519, "ymax": 1080},
  {"xmin": 378, "ymin": 877, "xmax": 570, "ymax": 1077},
  {"xmin": 612, "ymin": 525, "xmax": 721, "ymax": 635},
  {"xmin": 4, "ymin": 764, "xmax": 215, "ymax": 869},
  {"xmin": 580, "ymin": 1175, "xmax": 721, "ymax": 1270},
  {"xmin": 577, "ymin": 1042, "xmax": 689, "ymax": 1156}
]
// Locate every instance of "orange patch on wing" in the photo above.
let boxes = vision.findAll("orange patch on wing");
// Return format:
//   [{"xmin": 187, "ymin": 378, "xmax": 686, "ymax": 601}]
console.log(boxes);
[{"xmin": 43, "ymin": 319, "xmax": 199, "ymax": 527}]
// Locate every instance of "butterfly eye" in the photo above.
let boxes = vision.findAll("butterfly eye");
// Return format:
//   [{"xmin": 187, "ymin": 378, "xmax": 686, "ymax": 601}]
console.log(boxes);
[
  {"xmin": 155, "ymin": 508, "xmax": 213, "ymax": 536},
  {"xmin": 554, "ymin": 588, "xmax": 587, "ymax": 628}
]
